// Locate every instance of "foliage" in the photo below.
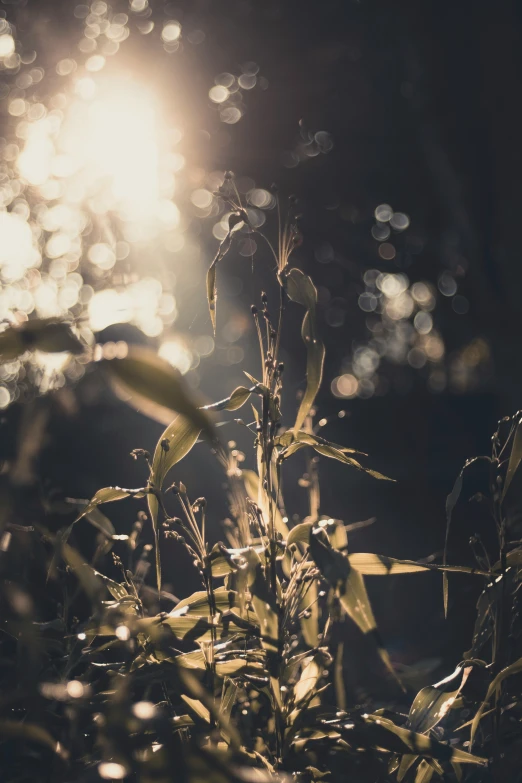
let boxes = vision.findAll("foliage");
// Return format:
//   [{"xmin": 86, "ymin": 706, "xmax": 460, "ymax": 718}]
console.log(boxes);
[{"xmin": 4, "ymin": 179, "xmax": 522, "ymax": 783}]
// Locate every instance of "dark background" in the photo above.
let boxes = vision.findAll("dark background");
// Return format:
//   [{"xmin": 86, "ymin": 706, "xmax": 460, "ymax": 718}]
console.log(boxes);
[{"xmin": 6, "ymin": 0, "xmax": 522, "ymax": 684}]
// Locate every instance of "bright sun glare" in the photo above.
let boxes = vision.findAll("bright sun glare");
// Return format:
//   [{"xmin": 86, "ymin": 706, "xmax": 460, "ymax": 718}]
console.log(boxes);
[{"xmin": 19, "ymin": 76, "xmax": 162, "ymax": 221}]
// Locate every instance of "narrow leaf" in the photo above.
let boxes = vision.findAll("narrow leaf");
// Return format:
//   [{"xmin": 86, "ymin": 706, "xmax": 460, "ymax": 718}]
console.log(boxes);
[
  {"xmin": 503, "ymin": 416, "xmax": 522, "ymax": 499},
  {"xmin": 202, "ymin": 386, "xmax": 253, "ymax": 412}
]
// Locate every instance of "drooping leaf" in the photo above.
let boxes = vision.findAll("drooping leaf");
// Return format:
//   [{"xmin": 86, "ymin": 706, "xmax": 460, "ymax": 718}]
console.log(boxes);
[
  {"xmin": 284, "ymin": 268, "xmax": 325, "ymax": 435},
  {"xmin": 103, "ymin": 346, "xmax": 215, "ymax": 436},
  {"xmin": 503, "ymin": 416, "xmax": 522, "ymax": 500},
  {"xmin": 311, "ymin": 443, "xmax": 393, "ymax": 481},
  {"xmin": 202, "ymin": 386, "xmax": 254, "ymax": 412},
  {"xmin": 309, "ymin": 531, "xmax": 397, "ymax": 680},
  {"xmin": 74, "ymin": 487, "xmax": 142, "ymax": 524},
  {"xmin": 295, "ymin": 310, "xmax": 325, "ymax": 436},
  {"xmin": 0, "ymin": 318, "xmax": 83, "ymax": 362},
  {"xmin": 348, "ymin": 553, "xmax": 432, "ymax": 575},
  {"xmin": 205, "ymin": 224, "xmax": 238, "ymax": 333}
]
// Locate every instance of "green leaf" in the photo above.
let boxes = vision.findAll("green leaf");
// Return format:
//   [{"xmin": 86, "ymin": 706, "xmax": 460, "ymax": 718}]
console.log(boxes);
[
  {"xmin": 0, "ymin": 719, "xmax": 68, "ymax": 759},
  {"xmin": 0, "ymin": 318, "xmax": 83, "ymax": 362},
  {"xmin": 202, "ymin": 386, "xmax": 253, "ymax": 412},
  {"xmin": 503, "ymin": 416, "xmax": 522, "ymax": 500},
  {"xmin": 103, "ymin": 346, "xmax": 215, "ymax": 436}
]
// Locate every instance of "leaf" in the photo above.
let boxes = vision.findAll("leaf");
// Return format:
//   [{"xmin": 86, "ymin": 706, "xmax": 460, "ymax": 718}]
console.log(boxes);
[
  {"xmin": 0, "ymin": 719, "xmax": 68, "ymax": 759},
  {"xmin": 407, "ymin": 665, "xmax": 469, "ymax": 734},
  {"xmin": 414, "ymin": 760, "xmax": 434, "ymax": 783},
  {"xmin": 243, "ymin": 548, "xmax": 279, "ymax": 656},
  {"xmin": 295, "ymin": 311, "xmax": 325, "ymax": 436},
  {"xmin": 202, "ymin": 386, "xmax": 253, "ymax": 412},
  {"xmin": 60, "ymin": 543, "xmax": 105, "ymax": 603},
  {"xmin": 397, "ymin": 755, "xmax": 418, "ymax": 782},
  {"xmin": 287, "ymin": 521, "xmax": 314, "ymax": 547},
  {"xmin": 444, "ymin": 470, "xmax": 463, "ymax": 618},
  {"xmin": 74, "ymin": 487, "xmax": 142, "ymax": 524},
  {"xmin": 285, "ymin": 267, "xmax": 318, "ymax": 310},
  {"xmin": 181, "ymin": 695, "xmax": 211, "ymax": 724},
  {"xmin": 284, "ymin": 268, "xmax": 325, "ymax": 435},
  {"xmin": 363, "ymin": 714, "xmax": 486, "ymax": 766},
  {"xmin": 0, "ymin": 318, "xmax": 83, "ymax": 362},
  {"xmin": 299, "ymin": 578, "xmax": 319, "ymax": 647},
  {"xmin": 293, "ymin": 650, "xmax": 329, "ymax": 706},
  {"xmin": 503, "ymin": 416, "xmax": 522, "ymax": 500},
  {"xmin": 242, "ymin": 469, "xmax": 289, "ymax": 537},
  {"xmin": 103, "ymin": 346, "xmax": 215, "ymax": 436},
  {"xmin": 471, "ymin": 656, "xmax": 522, "ymax": 746},
  {"xmin": 205, "ymin": 227, "xmax": 236, "ymax": 334},
  {"xmin": 207, "ymin": 261, "xmax": 218, "ymax": 333},
  {"xmin": 311, "ymin": 443, "xmax": 393, "ymax": 481},
  {"xmin": 309, "ymin": 532, "xmax": 397, "ymax": 680},
  {"xmin": 170, "ymin": 587, "xmax": 237, "ymax": 617},
  {"xmin": 148, "ymin": 414, "xmax": 202, "ymax": 590},
  {"xmin": 348, "ymin": 554, "xmax": 431, "ymax": 575},
  {"xmin": 219, "ymin": 678, "xmax": 239, "ymax": 725}
]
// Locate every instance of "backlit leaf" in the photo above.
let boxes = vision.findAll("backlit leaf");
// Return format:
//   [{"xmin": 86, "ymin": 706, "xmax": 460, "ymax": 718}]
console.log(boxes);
[
  {"xmin": 74, "ymin": 486, "xmax": 144, "ymax": 524},
  {"xmin": 348, "ymin": 553, "xmax": 431, "ymax": 575},
  {"xmin": 103, "ymin": 346, "xmax": 214, "ymax": 436},
  {"xmin": 202, "ymin": 386, "xmax": 253, "ymax": 412},
  {"xmin": 207, "ymin": 260, "xmax": 217, "ymax": 333}
]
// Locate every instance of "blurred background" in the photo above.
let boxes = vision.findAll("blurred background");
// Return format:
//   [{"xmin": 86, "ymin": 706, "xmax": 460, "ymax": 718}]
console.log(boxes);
[{"xmin": 1, "ymin": 0, "xmax": 521, "ymax": 689}]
